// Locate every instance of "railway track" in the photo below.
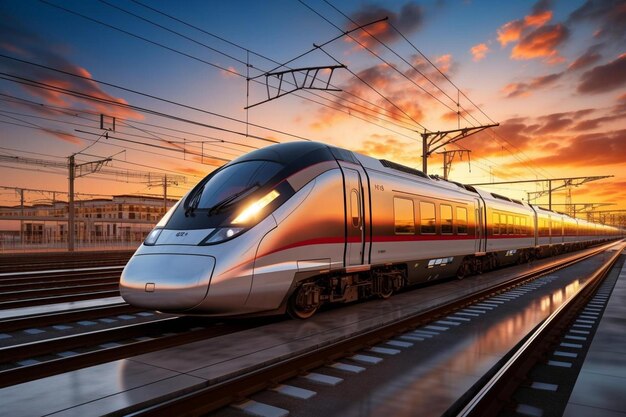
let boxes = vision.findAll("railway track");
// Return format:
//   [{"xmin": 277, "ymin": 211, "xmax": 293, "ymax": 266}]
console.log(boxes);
[
  {"xmin": 0, "ymin": 250, "xmax": 133, "ymax": 273},
  {"xmin": 0, "ymin": 266, "xmax": 124, "ymax": 309},
  {"xmin": 127, "ymin": 242, "xmax": 623, "ymax": 416},
  {"xmin": 0, "ymin": 302, "xmax": 141, "ymax": 333},
  {"xmin": 452, "ymin": 245, "xmax": 623, "ymax": 417},
  {"xmin": 0, "ymin": 315, "xmax": 269, "ymax": 388}
]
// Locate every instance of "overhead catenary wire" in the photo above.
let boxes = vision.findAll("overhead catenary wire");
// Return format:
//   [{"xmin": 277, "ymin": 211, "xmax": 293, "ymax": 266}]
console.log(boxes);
[
  {"xmin": 129, "ymin": 0, "xmax": 426, "ymax": 132},
  {"xmin": 308, "ymin": 0, "xmax": 555, "ymax": 181},
  {"xmin": 0, "ymin": 93, "xmax": 259, "ymax": 152},
  {"xmin": 48, "ymin": 0, "xmax": 429, "ymax": 135}
]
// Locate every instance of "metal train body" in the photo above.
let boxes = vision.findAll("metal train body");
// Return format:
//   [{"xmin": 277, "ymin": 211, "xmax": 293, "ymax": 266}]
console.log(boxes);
[{"xmin": 120, "ymin": 142, "xmax": 622, "ymax": 318}]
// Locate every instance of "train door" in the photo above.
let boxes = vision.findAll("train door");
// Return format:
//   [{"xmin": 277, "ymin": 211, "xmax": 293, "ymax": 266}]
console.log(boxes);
[
  {"xmin": 343, "ymin": 168, "xmax": 365, "ymax": 266},
  {"xmin": 474, "ymin": 198, "xmax": 486, "ymax": 254}
]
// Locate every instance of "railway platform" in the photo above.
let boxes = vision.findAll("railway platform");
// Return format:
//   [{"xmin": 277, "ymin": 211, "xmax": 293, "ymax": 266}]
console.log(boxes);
[{"xmin": 562, "ymin": 256, "xmax": 626, "ymax": 416}]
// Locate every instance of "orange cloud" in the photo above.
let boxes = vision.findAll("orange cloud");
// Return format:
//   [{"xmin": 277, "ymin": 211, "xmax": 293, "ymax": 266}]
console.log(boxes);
[
  {"xmin": 354, "ymin": 135, "xmax": 421, "ymax": 166},
  {"xmin": 511, "ymin": 24, "xmax": 569, "ymax": 61},
  {"xmin": 470, "ymin": 43, "xmax": 489, "ymax": 62},
  {"xmin": 501, "ymin": 72, "xmax": 563, "ymax": 98},
  {"xmin": 524, "ymin": 10, "xmax": 553, "ymax": 27},
  {"xmin": 43, "ymin": 129, "xmax": 82, "ymax": 145},
  {"xmin": 435, "ymin": 54, "xmax": 453, "ymax": 74},
  {"xmin": 220, "ymin": 66, "xmax": 240, "ymax": 78},
  {"xmin": 497, "ymin": 20, "xmax": 524, "ymax": 47},
  {"xmin": 0, "ymin": 17, "xmax": 143, "ymax": 124},
  {"xmin": 507, "ymin": 129, "xmax": 626, "ymax": 169}
]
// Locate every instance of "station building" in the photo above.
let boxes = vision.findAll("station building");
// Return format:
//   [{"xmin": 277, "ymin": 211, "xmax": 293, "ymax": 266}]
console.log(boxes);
[{"xmin": 0, "ymin": 195, "xmax": 176, "ymax": 250}]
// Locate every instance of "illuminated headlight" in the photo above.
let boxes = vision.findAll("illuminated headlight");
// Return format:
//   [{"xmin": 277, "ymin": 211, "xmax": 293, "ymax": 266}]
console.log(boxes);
[
  {"xmin": 143, "ymin": 228, "xmax": 163, "ymax": 246},
  {"xmin": 232, "ymin": 190, "xmax": 280, "ymax": 225},
  {"xmin": 202, "ymin": 227, "xmax": 246, "ymax": 244}
]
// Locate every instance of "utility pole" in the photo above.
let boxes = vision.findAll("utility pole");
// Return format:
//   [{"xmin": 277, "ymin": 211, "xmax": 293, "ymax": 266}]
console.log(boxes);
[
  {"xmin": 19, "ymin": 188, "xmax": 24, "ymax": 247},
  {"xmin": 67, "ymin": 154, "xmax": 113, "ymax": 251},
  {"xmin": 420, "ymin": 124, "xmax": 498, "ymax": 175},
  {"xmin": 163, "ymin": 175, "xmax": 167, "ymax": 213},
  {"xmin": 68, "ymin": 155, "xmax": 75, "ymax": 251}
]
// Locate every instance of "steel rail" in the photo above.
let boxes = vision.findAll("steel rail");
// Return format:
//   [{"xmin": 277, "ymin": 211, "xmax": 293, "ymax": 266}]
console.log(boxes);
[
  {"xmin": 0, "ymin": 289, "xmax": 120, "ymax": 309},
  {"xmin": 127, "ymin": 241, "xmax": 623, "ymax": 417},
  {"xmin": 451, "ymin": 244, "xmax": 624, "ymax": 417},
  {"xmin": 0, "ymin": 282, "xmax": 119, "ymax": 301},
  {"xmin": 0, "ymin": 303, "xmax": 141, "ymax": 333}
]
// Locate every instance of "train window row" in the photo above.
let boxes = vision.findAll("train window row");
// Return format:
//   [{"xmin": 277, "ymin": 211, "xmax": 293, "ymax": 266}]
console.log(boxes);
[
  {"xmin": 492, "ymin": 212, "xmax": 531, "ymax": 236},
  {"xmin": 394, "ymin": 197, "xmax": 468, "ymax": 236}
]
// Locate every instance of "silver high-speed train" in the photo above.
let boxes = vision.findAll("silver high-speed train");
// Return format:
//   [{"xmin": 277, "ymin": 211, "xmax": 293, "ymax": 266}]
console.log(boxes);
[{"xmin": 120, "ymin": 142, "xmax": 622, "ymax": 318}]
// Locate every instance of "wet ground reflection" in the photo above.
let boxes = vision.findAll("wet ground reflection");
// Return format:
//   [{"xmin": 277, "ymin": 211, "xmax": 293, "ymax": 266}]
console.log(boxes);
[{"xmin": 340, "ymin": 276, "xmax": 587, "ymax": 417}]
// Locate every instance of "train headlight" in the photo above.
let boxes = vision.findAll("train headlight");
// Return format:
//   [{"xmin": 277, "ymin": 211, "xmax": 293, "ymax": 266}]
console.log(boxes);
[
  {"xmin": 143, "ymin": 227, "xmax": 163, "ymax": 246},
  {"xmin": 232, "ymin": 190, "xmax": 280, "ymax": 225},
  {"xmin": 202, "ymin": 227, "xmax": 246, "ymax": 244}
]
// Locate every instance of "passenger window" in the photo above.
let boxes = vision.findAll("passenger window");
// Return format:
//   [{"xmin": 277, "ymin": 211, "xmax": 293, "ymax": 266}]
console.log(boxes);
[
  {"xmin": 420, "ymin": 201, "xmax": 436, "ymax": 234},
  {"xmin": 441, "ymin": 204, "xmax": 453, "ymax": 234},
  {"xmin": 394, "ymin": 198, "xmax": 415, "ymax": 234},
  {"xmin": 493, "ymin": 213, "xmax": 500, "ymax": 235},
  {"xmin": 515, "ymin": 217, "xmax": 521, "ymax": 235},
  {"xmin": 350, "ymin": 190, "xmax": 360, "ymax": 228},
  {"xmin": 456, "ymin": 207, "xmax": 468, "ymax": 234},
  {"xmin": 507, "ymin": 215, "xmax": 514, "ymax": 235}
]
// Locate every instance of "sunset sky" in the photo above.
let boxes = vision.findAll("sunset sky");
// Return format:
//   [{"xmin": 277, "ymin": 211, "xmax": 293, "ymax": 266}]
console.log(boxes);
[{"xmin": 0, "ymin": 0, "xmax": 624, "ymax": 221}]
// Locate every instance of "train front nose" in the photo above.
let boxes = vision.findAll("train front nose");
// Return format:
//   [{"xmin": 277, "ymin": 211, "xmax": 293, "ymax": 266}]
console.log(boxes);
[{"xmin": 119, "ymin": 253, "xmax": 216, "ymax": 311}]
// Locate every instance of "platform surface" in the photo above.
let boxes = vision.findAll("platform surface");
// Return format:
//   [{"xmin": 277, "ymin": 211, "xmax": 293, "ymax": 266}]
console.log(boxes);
[{"xmin": 563, "ymin": 254, "xmax": 626, "ymax": 417}]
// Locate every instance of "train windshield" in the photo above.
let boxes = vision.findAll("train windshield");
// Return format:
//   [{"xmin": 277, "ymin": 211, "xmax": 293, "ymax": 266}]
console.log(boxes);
[{"xmin": 192, "ymin": 160, "xmax": 283, "ymax": 210}]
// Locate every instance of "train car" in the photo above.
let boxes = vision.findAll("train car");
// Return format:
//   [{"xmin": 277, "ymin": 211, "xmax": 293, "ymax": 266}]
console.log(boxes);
[{"xmin": 120, "ymin": 141, "xmax": 622, "ymax": 319}]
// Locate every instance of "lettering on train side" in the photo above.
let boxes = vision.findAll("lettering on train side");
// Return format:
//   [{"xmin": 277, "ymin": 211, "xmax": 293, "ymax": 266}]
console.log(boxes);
[{"xmin": 374, "ymin": 184, "xmax": 385, "ymax": 191}]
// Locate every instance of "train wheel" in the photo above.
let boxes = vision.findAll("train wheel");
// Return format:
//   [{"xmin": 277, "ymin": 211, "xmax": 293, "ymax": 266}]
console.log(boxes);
[
  {"xmin": 287, "ymin": 284, "xmax": 320, "ymax": 319},
  {"xmin": 378, "ymin": 276, "xmax": 394, "ymax": 299},
  {"xmin": 456, "ymin": 260, "xmax": 470, "ymax": 279}
]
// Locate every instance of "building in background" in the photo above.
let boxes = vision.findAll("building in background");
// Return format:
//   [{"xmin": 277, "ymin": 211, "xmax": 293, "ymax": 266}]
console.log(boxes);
[{"xmin": 0, "ymin": 195, "xmax": 176, "ymax": 252}]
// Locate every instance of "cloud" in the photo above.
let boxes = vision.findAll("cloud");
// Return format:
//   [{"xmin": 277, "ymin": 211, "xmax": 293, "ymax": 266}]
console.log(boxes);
[
  {"xmin": 524, "ymin": 10, "xmax": 553, "ymax": 27},
  {"xmin": 567, "ymin": 44, "xmax": 603, "ymax": 71},
  {"xmin": 534, "ymin": 113, "xmax": 574, "ymax": 134},
  {"xmin": 220, "ymin": 66, "xmax": 240, "ymax": 78},
  {"xmin": 501, "ymin": 72, "xmax": 563, "ymax": 98},
  {"xmin": 173, "ymin": 165, "xmax": 216, "ymax": 176},
  {"xmin": 354, "ymin": 135, "xmax": 421, "ymax": 166},
  {"xmin": 577, "ymin": 53, "xmax": 626, "ymax": 94},
  {"xmin": 310, "ymin": 62, "xmax": 430, "ymax": 130},
  {"xmin": 470, "ymin": 43, "xmax": 489, "ymax": 62},
  {"xmin": 497, "ymin": 20, "xmax": 524, "ymax": 47},
  {"xmin": 495, "ymin": 1, "xmax": 569, "ymax": 64},
  {"xmin": 497, "ymin": 0, "xmax": 553, "ymax": 47},
  {"xmin": 569, "ymin": 0, "xmax": 626, "ymax": 41},
  {"xmin": 0, "ymin": 15, "xmax": 142, "ymax": 127},
  {"xmin": 511, "ymin": 24, "xmax": 569, "ymax": 62},
  {"xmin": 346, "ymin": 2, "xmax": 424, "ymax": 48},
  {"xmin": 43, "ymin": 129, "xmax": 82, "ymax": 145},
  {"xmin": 510, "ymin": 129, "xmax": 626, "ymax": 168}
]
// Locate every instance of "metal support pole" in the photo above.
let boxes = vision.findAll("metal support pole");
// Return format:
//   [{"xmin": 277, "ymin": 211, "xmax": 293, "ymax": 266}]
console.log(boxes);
[
  {"xmin": 548, "ymin": 180, "xmax": 552, "ymax": 211},
  {"xmin": 443, "ymin": 152, "xmax": 450, "ymax": 180},
  {"xmin": 19, "ymin": 189, "xmax": 24, "ymax": 247},
  {"xmin": 68, "ymin": 155, "xmax": 75, "ymax": 252},
  {"xmin": 163, "ymin": 175, "xmax": 167, "ymax": 213},
  {"xmin": 422, "ymin": 132, "xmax": 428, "ymax": 175}
]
